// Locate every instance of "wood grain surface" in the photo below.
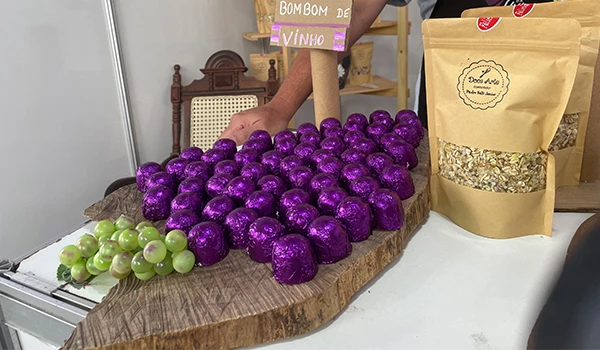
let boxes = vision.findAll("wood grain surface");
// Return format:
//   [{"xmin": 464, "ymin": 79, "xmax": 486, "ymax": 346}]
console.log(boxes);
[{"xmin": 63, "ymin": 141, "xmax": 431, "ymax": 350}]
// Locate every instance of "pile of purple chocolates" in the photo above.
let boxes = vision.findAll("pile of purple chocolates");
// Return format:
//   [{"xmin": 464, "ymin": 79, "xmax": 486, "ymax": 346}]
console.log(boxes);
[{"xmin": 135, "ymin": 109, "xmax": 424, "ymax": 285}]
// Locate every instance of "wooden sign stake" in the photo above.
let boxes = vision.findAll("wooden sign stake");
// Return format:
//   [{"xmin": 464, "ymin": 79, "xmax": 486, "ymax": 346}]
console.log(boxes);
[{"xmin": 311, "ymin": 49, "xmax": 340, "ymax": 125}]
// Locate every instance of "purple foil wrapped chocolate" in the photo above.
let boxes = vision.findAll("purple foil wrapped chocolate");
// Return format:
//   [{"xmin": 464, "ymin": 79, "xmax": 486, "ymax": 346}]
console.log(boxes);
[
  {"xmin": 165, "ymin": 158, "xmax": 189, "ymax": 183},
  {"xmin": 257, "ymin": 175, "xmax": 287, "ymax": 198},
  {"xmin": 309, "ymin": 149, "xmax": 335, "ymax": 169},
  {"xmin": 385, "ymin": 140, "xmax": 418, "ymax": 169},
  {"xmin": 322, "ymin": 126, "xmax": 344, "ymax": 140},
  {"xmin": 347, "ymin": 113, "xmax": 368, "ymax": 128},
  {"xmin": 336, "ymin": 196, "xmax": 373, "ymax": 242},
  {"xmin": 294, "ymin": 142, "xmax": 318, "ymax": 162},
  {"xmin": 223, "ymin": 208, "xmax": 258, "ymax": 249},
  {"xmin": 248, "ymin": 130, "xmax": 272, "ymax": 144},
  {"xmin": 188, "ymin": 222, "xmax": 229, "ymax": 266},
  {"xmin": 317, "ymin": 187, "xmax": 348, "ymax": 216},
  {"xmin": 165, "ymin": 209, "xmax": 201, "ymax": 234},
  {"xmin": 213, "ymin": 138, "xmax": 237, "ymax": 159},
  {"xmin": 297, "ymin": 123, "xmax": 319, "ymax": 138},
  {"xmin": 380, "ymin": 133, "xmax": 403, "ymax": 151},
  {"xmin": 342, "ymin": 122, "xmax": 365, "ymax": 133},
  {"xmin": 234, "ymin": 149, "xmax": 260, "ymax": 167},
  {"xmin": 366, "ymin": 123, "xmax": 389, "ymax": 145},
  {"xmin": 340, "ymin": 148, "xmax": 367, "ymax": 165},
  {"xmin": 170, "ymin": 192, "xmax": 204, "ymax": 214},
  {"xmin": 308, "ymin": 173, "xmax": 339, "ymax": 201},
  {"xmin": 372, "ymin": 115, "xmax": 394, "ymax": 130},
  {"xmin": 213, "ymin": 160, "xmax": 240, "ymax": 177},
  {"xmin": 180, "ymin": 147, "xmax": 204, "ymax": 162},
  {"xmin": 340, "ymin": 163, "xmax": 370, "ymax": 189},
  {"xmin": 369, "ymin": 110, "xmax": 391, "ymax": 124},
  {"xmin": 286, "ymin": 203, "xmax": 320, "ymax": 236},
  {"xmin": 142, "ymin": 185, "xmax": 174, "ymax": 221},
  {"xmin": 319, "ymin": 118, "xmax": 342, "ymax": 133},
  {"xmin": 279, "ymin": 155, "xmax": 305, "ymax": 180},
  {"xmin": 201, "ymin": 195, "xmax": 236, "ymax": 224},
  {"xmin": 178, "ymin": 177, "xmax": 206, "ymax": 198},
  {"xmin": 205, "ymin": 174, "xmax": 233, "ymax": 198},
  {"xmin": 247, "ymin": 217, "xmax": 286, "ymax": 263},
  {"xmin": 240, "ymin": 162, "xmax": 269, "ymax": 183},
  {"xmin": 343, "ymin": 130, "xmax": 366, "ymax": 146},
  {"xmin": 261, "ymin": 150, "xmax": 285, "ymax": 176},
  {"xmin": 349, "ymin": 176, "xmax": 381, "ymax": 202},
  {"xmin": 279, "ymin": 188, "xmax": 311, "ymax": 218},
  {"xmin": 365, "ymin": 152, "xmax": 394, "ymax": 177},
  {"xmin": 368, "ymin": 189, "xmax": 404, "ymax": 230},
  {"xmin": 403, "ymin": 118, "xmax": 425, "ymax": 140},
  {"xmin": 392, "ymin": 123, "xmax": 420, "ymax": 148},
  {"xmin": 320, "ymin": 137, "xmax": 345, "ymax": 157},
  {"xmin": 350, "ymin": 138, "xmax": 378, "ymax": 155},
  {"xmin": 288, "ymin": 166, "xmax": 315, "ymax": 192},
  {"xmin": 299, "ymin": 131, "xmax": 322, "ymax": 147},
  {"xmin": 202, "ymin": 149, "xmax": 228, "ymax": 168},
  {"xmin": 146, "ymin": 172, "xmax": 176, "ymax": 191},
  {"xmin": 136, "ymin": 162, "xmax": 163, "ymax": 193},
  {"xmin": 184, "ymin": 161, "xmax": 212, "ymax": 182},
  {"xmin": 272, "ymin": 234, "xmax": 318, "ymax": 285},
  {"xmin": 274, "ymin": 130, "xmax": 296, "ymax": 143},
  {"xmin": 225, "ymin": 176, "xmax": 256, "ymax": 204},
  {"xmin": 274, "ymin": 137, "xmax": 297, "ymax": 156},
  {"xmin": 379, "ymin": 164, "xmax": 415, "ymax": 200},
  {"xmin": 243, "ymin": 139, "xmax": 271, "ymax": 154},
  {"xmin": 307, "ymin": 216, "xmax": 352, "ymax": 264},
  {"xmin": 394, "ymin": 109, "xmax": 418, "ymax": 124},
  {"xmin": 316, "ymin": 157, "xmax": 344, "ymax": 178},
  {"xmin": 245, "ymin": 191, "xmax": 276, "ymax": 217}
]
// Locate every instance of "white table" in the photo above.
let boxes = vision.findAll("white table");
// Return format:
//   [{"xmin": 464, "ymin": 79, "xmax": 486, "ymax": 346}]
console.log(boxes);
[{"xmin": 3, "ymin": 212, "xmax": 593, "ymax": 350}]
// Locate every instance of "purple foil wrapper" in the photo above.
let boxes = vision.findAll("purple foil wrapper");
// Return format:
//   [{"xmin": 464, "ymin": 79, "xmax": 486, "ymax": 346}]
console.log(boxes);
[
  {"xmin": 272, "ymin": 234, "xmax": 318, "ymax": 285},
  {"xmin": 320, "ymin": 137, "xmax": 345, "ymax": 157},
  {"xmin": 225, "ymin": 176, "xmax": 256, "ymax": 204},
  {"xmin": 369, "ymin": 110, "xmax": 392, "ymax": 124},
  {"xmin": 188, "ymin": 222, "xmax": 229, "ymax": 266},
  {"xmin": 247, "ymin": 217, "xmax": 286, "ymax": 263},
  {"xmin": 340, "ymin": 148, "xmax": 367, "ymax": 165},
  {"xmin": 142, "ymin": 185, "xmax": 174, "ymax": 221},
  {"xmin": 308, "ymin": 173, "xmax": 339, "ymax": 201},
  {"xmin": 366, "ymin": 123, "xmax": 390, "ymax": 145},
  {"xmin": 392, "ymin": 123, "xmax": 420, "ymax": 148},
  {"xmin": 286, "ymin": 203, "xmax": 320, "ymax": 236},
  {"xmin": 316, "ymin": 157, "xmax": 344, "ymax": 178},
  {"xmin": 223, "ymin": 208, "xmax": 259, "ymax": 249},
  {"xmin": 299, "ymin": 131, "xmax": 322, "ymax": 147},
  {"xmin": 368, "ymin": 189, "xmax": 404, "ymax": 230},
  {"xmin": 310, "ymin": 149, "xmax": 335, "ymax": 169},
  {"xmin": 297, "ymin": 123, "xmax": 319, "ymax": 138},
  {"xmin": 146, "ymin": 172, "xmax": 176, "ymax": 191},
  {"xmin": 178, "ymin": 177, "xmax": 206, "ymax": 199},
  {"xmin": 307, "ymin": 216, "xmax": 352, "ymax": 264},
  {"xmin": 320, "ymin": 118, "xmax": 342, "ymax": 133},
  {"xmin": 372, "ymin": 115, "xmax": 394, "ymax": 130},
  {"xmin": 336, "ymin": 196, "xmax": 373, "ymax": 242},
  {"xmin": 322, "ymin": 126, "xmax": 344, "ymax": 140},
  {"xmin": 249, "ymin": 130, "xmax": 272, "ymax": 144},
  {"xmin": 340, "ymin": 163, "xmax": 370, "ymax": 189},
  {"xmin": 394, "ymin": 109, "xmax": 418, "ymax": 124},
  {"xmin": 243, "ymin": 138, "xmax": 272, "ymax": 154},
  {"xmin": 213, "ymin": 160, "xmax": 240, "ymax": 177},
  {"xmin": 201, "ymin": 195, "xmax": 236, "ymax": 224},
  {"xmin": 234, "ymin": 149, "xmax": 260, "ymax": 167},
  {"xmin": 365, "ymin": 152, "xmax": 394, "ymax": 177},
  {"xmin": 349, "ymin": 176, "xmax": 381, "ymax": 202},
  {"xmin": 202, "ymin": 149, "xmax": 228, "ymax": 168},
  {"xmin": 257, "ymin": 175, "xmax": 287, "ymax": 198},
  {"xmin": 280, "ymin": 155, "xmax": 305, "ymax": 180},
  {"xmin": 170, "ymin": 192, "xmax": 204, "ymax": 214},
  {"xmin": 180, "ymin": 147, "xmax": 204, "ymax": 162},
  {"xmin": 317, "ymin": 187, "xmax": 348, "ymax": 216},
  {"xmin": 274, "ymin": 130, "xmax": 296, "ymax": 143},
  {"xmin": 240, "ymin": 162, "xmax": 269, "ymax": 183},
  {"xmin": 213, "ymin": 138, "xmax": 237, "ymax": 159},
  {"xmin": 261, "ymin": 150, "xmax": 285, "ymax": 176},
  {"xmin": 350, "ymin": 138, "xmax": 378, "ymax": 155},
  {"xmin": 379, "ymin": 164, "xmax": 415, "ymax": 200},
  {"xmin": 165, "ymin": 158, "xmax": 189, "ymax": 183},
  {"xmin": 136, "ymin": 162, "xmax": 163, "ymax": 192},
  {"xmin": 184, "ymin": 161, "xmax": 212, "ymax": 182},
  {"xmin": 274, "ymin": 137, "xmax": 297, "ymax": 156},
  {"xmin": 380, "ymin": 133, "xmax": 403, "ymax": 151},
  {"xmin": 279, "ymin": 189, "xmax": 310, "ymax": 218},
  {"xmin": 403, "ymin": 118, "xmax": 425, "ymax": 140},
  {"xmin": 385, "ymin": 140, "xmax": 418, "ymax": 169},
  {"xmin": 343, "ymin": 130, "xmax": 366, "ymax": 146},
  {"xmin": 342, "ymin": 122, "xmax": 365, "ymax": 133},
  {"xmin": 245, "ymin": 191, "xmax": 276, "ymax": 217},
  {"xmin": 165, "ymin": 209, "xmax": 201, "ymax": 234},
  {"xmin": 294, "ymin": 142, "xmax": 317, "ymax": 162},
  {"xmin": 347, "ymin": 113, "xmax": 368, "ymax": 127},
  {"xmin": 205, "ymin": 174, "xmax": 233, "ymax": 198},
  {"xmin": 288, "ymin": 166, "xmax": 315, "ymax": 192}
]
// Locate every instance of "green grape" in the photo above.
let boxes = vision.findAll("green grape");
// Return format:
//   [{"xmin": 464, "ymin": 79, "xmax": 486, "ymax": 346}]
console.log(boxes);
[
  {"xmin": 71, "ymin": 261, "xmax": 91, "ymax": 283},
  {"xmin": 172, "ymin": 250, "xmax": 195, "ymax": 274},
  {"xmin": 111, "ymin": 230, "xmax": 124, "ymax": 241},
  {"xmin": 109, "ymin": 265, "xmax": 130, "ymax": 280},
  {"xmin": 131, "ymin": 251, "xmax": 153, "ymax": 273},
  {"xmin": 94, "ymin": 220, "xmax": 116, "ymax": 238},
  {"xmin": 93, "ymin": 254, "xmax": 111, "ymax": 271},
  {"xmin": 138, "ymin": 227, "xmax": 160, "ymax": 248},
  {"xmin": 112, "ymin": 251, "xmax": 133, "ymax": 275},
  {"xmin": 98, "ymin": 240, "xmax": 122, "ymax": 261},
  {"xmin": 114, "ymin": 215, "xmax": 136, "ymax": 231},
  {"xmin": 135, "ymin": 270, "xmax": 156, "ymax": 281},
  {"xmin": 118, "ymin": 229, "xmax": 139, "ymax": 251},
  {"xmin": 98, "ymin": 234, "xmax": 111, "ymax": 246},
  {"xmin": 143, "ymin": 240, "xmax": 167, "ymax": 264},
  {"xmin": 136, "ymin": 221, "xmax": 154, "ymax": 231},
  {"xmin": 154, "ymin": 254, "xmax": 174, "ymax": 276},
  {"xmin": 58, "ymin": 245, "xmax": 81, "ymax": 267},
  {"xmin": 76, "ymin": 234, "xmax": 98, "ymax": 258},
  {"xmin": 165, "ymin": 230, "xmax": 187, "ymax": 253},
  {"xmin": 86, "ymin": 255, "xmax": 102, "ymax": 275}
]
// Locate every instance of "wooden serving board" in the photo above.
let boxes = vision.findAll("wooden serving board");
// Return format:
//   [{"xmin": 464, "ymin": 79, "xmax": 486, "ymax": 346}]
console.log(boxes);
[{"xmin": 63, "ymin": 141, "xmax": 431, "ymax": 350}]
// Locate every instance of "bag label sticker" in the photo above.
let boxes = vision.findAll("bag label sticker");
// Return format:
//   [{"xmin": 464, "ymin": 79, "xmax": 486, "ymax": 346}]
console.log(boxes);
[
  {"xmin": 457, "ymin": 59, "xmax": 510, "ymax": 110},
  {"xmin": 513, "ymin": 4, "xmax": 535, "ymax": 18},
  {"xmin": 477, "ymin": 17, "xmax": 501, "ymax": 32}
]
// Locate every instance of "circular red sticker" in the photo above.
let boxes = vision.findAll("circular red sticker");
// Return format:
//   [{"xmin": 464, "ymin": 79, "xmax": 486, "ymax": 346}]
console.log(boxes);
[
  {"xmin": 477, "ymin": 17, "xmax": 502, "ymax": 32},
  {"xmin": 513, "ymin": 3, "xmax": 535, "ymax": 18}
]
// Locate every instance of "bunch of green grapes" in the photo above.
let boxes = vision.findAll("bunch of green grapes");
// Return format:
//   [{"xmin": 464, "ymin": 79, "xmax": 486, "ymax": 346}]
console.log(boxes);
[{"xmin": 58, "ymin": 215, "xmax": 195, "ymax": 283}]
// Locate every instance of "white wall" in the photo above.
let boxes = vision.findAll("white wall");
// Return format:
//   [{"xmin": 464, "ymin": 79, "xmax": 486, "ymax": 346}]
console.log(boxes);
[{"xmin": 0, "ymin": 1, "xmax": 131, "ymax": 260}]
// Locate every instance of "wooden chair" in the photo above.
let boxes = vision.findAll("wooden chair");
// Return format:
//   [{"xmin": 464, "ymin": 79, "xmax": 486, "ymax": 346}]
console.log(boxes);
[{"xmin": 170, "ymin": 50, "xmax": 279, "ymax": 155}]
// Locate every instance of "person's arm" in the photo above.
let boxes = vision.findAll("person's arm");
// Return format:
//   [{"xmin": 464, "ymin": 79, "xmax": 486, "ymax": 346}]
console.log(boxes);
[{"xmin": 220, "ymin": 0, "xmax": 389, "ymax": 144}]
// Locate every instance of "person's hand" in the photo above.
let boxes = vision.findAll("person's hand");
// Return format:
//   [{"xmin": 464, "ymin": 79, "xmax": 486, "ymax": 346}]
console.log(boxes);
[{"xmin": 220, "ymin": 102, "xmax": 291, "ymax": 145}]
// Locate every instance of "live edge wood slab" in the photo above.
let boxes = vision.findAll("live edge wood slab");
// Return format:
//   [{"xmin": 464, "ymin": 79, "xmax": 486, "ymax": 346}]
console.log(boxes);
[{"xmin": 63, "ymin": 141, "xmax": 431, "ymax": 350}]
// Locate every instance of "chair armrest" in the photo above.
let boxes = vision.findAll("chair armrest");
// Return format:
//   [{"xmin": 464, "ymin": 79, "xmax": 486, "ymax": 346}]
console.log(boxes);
[{"xmin": 104, "ymin": 177, "xmax": 136, "ymax": 197}]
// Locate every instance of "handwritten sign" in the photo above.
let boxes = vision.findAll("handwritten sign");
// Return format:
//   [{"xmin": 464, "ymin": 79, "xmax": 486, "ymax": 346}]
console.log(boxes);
[{"xmin": 270, "ymin": 0, "xmax": 354, "ymax": 52}]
